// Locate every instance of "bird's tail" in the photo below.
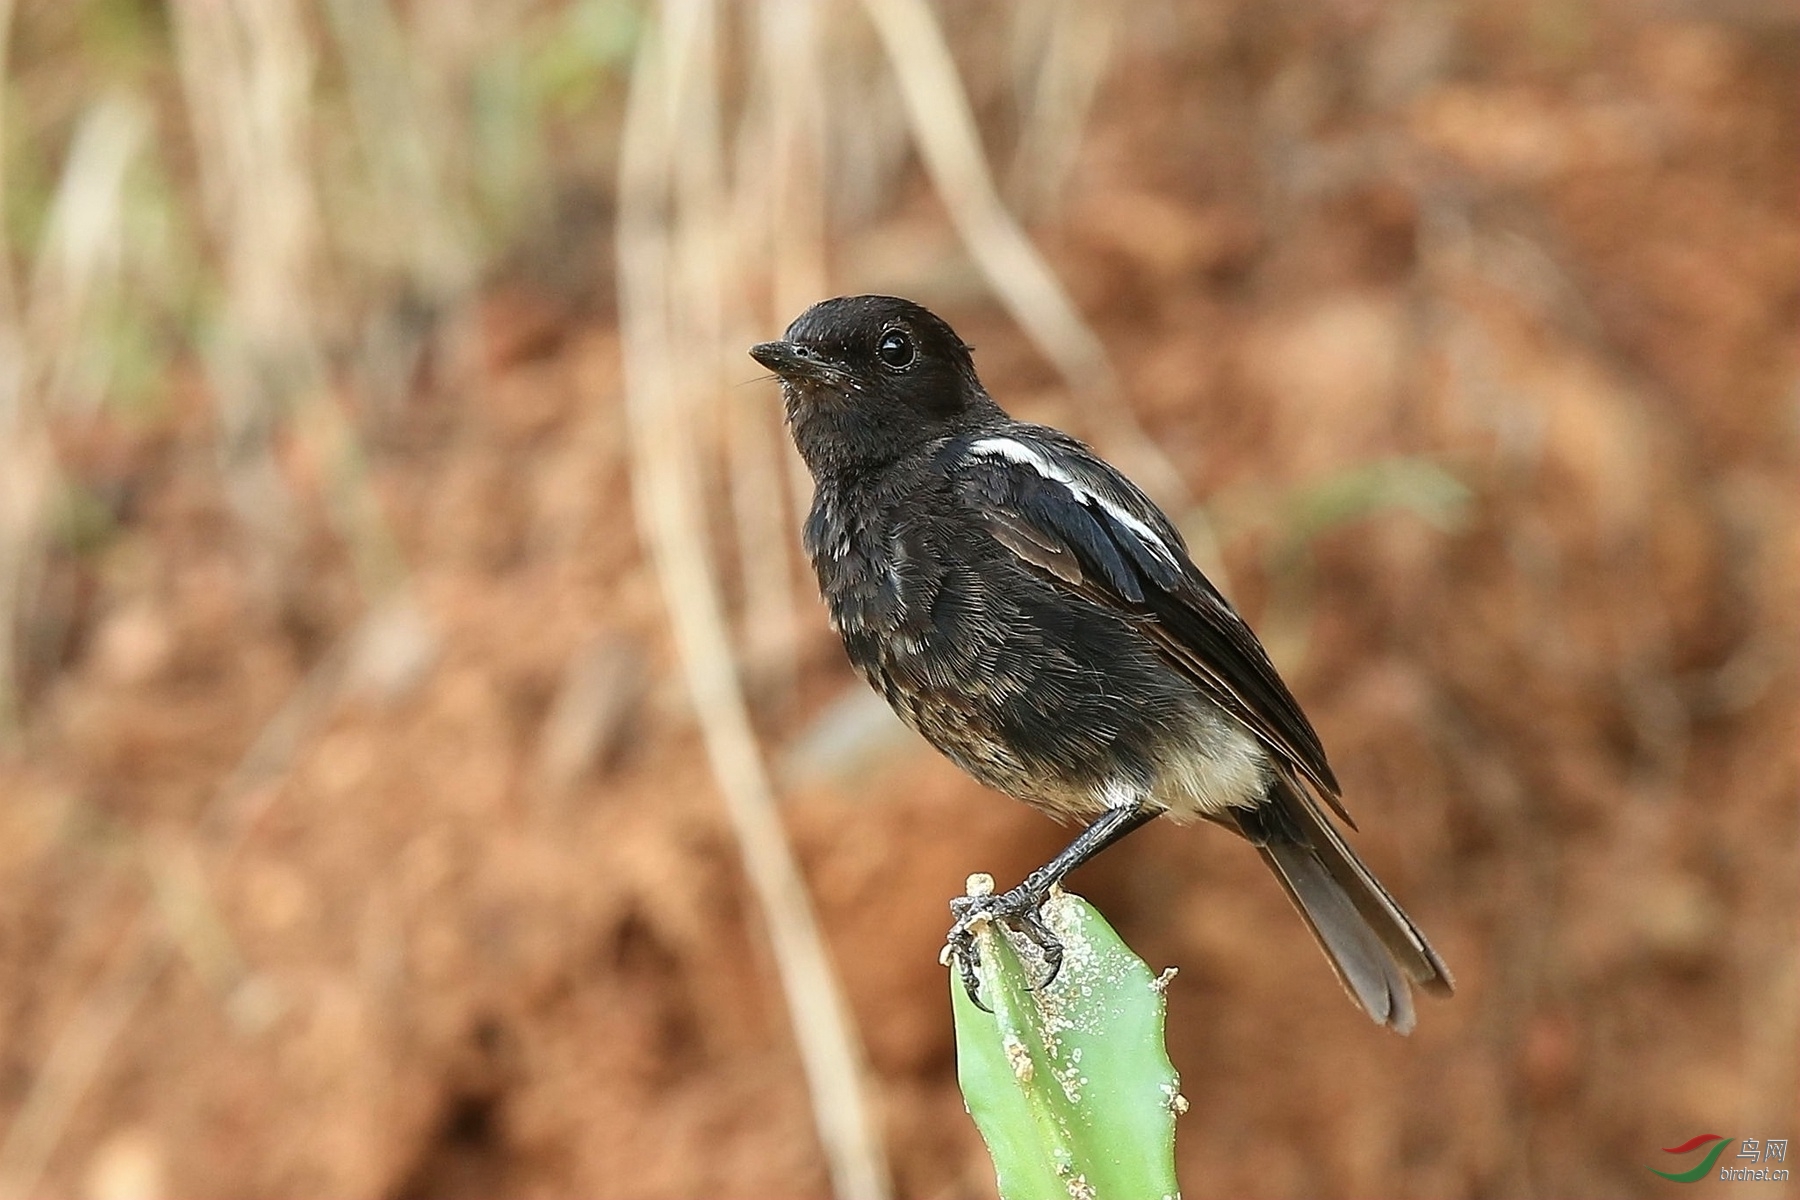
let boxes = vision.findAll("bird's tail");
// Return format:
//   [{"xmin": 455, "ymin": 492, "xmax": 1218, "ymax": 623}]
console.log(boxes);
[{"xmin": 1233, "ymin": 778, "xmax": 1454, "ymax": 1034}]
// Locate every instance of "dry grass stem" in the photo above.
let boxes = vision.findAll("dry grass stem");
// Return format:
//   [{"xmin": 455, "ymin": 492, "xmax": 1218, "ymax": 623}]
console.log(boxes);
[
  {"xmin": 862, "ymin": 0, "xmax": 1109, "ymax": 392},
  {"xmin": 1, "ymin": 89, "xmax": 147, "ymax": 734},
  {"xmin": 750, "ymin": 0, "xmax": 833, "ymax": 528},
  {"xmin": 1005, "ymin": 0, "xmax": 1117, "ymax": 219},
  {"xmin": 860, "ymin": 0, "xmax": 1189, "ymax": 508},
  {"xmin": 617, "ymin": 6, "xmax": 890, "ymax": 1196}
]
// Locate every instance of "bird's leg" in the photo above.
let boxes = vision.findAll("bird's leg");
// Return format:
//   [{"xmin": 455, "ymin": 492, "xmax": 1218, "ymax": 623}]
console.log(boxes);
[{"xmin": 947, "ymin": 802, "xmax": 1159, "ymax": 1009}]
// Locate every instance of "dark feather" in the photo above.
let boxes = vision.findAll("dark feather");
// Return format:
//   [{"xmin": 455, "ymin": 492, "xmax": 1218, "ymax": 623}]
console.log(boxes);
[
  {"xmin": 1233, "ymin": 780, "xmax": 1454, "ymax": 1003},
  {"xmin": 953, "ymin": 428, "xmax": 1348, "ymax": 819}
]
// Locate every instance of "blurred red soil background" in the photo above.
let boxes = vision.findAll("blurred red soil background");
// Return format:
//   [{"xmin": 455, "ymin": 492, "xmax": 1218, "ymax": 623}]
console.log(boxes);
[{"xmin": 1, "ymin": 1, "xmax": 1796, "ymax": 1197}]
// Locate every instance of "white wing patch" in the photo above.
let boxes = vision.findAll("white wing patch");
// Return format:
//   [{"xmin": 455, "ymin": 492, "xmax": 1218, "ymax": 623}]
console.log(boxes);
[{"xmin": 968, "ymin": 436, "xmax": 1177, "ymax": 566}]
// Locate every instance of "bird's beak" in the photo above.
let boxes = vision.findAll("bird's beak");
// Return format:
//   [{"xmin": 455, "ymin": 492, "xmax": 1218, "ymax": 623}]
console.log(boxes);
[{"xmin": 749, "ymin": 339, "xmax": 834, "ymax": 382}]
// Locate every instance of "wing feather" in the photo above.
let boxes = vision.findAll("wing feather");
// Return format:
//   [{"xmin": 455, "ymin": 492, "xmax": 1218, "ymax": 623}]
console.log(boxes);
[{"xmin": 954, "ymin": 429, "xmax": 1348, "ymax": 817}]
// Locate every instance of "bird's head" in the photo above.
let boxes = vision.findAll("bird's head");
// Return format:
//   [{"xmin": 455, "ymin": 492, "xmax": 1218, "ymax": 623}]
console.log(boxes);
[{"xmin": 751, "ymin": 295, "xmax": 994, "ymax": 478}]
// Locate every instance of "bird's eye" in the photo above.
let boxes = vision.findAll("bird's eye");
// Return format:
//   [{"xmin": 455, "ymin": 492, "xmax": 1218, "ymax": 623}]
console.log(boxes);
[{"xmin": 876, "ymin": 329, "xmax": 914, "ymax": 369}]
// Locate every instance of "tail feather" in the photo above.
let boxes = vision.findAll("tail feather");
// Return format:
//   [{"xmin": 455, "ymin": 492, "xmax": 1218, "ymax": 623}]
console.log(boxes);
[{"xmin": 1234, "ymin": 778, "xmax": 1454, "ymax": 1033}]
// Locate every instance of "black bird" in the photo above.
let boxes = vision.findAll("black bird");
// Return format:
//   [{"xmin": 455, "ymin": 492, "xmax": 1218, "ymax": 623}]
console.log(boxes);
[{"xmin": 751, "ymin": 295, "xmax": 1453, "ymax": 1032}]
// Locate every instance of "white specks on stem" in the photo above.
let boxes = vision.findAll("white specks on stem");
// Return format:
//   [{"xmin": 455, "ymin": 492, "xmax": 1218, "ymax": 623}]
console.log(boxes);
[{"xmin": 1003, "ymin": 1034, "xmax": 1033, "ymax": 1083}]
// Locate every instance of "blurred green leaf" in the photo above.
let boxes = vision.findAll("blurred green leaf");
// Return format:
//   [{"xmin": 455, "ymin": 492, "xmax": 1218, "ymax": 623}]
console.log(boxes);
[
  {"xmin": 1278, "ymin": 456, "xmax": 1472, "ymax": 549},
  {"xmin": 531, "ymin": 0, "xmax": 642, "ymax": 116},
  {"xmin": 51, "ymin": 481, "xmax": 119, "ymax": 556},
  {"xmin": 79, "ymin": 0, "xmax": 171, "ymax": 76}
]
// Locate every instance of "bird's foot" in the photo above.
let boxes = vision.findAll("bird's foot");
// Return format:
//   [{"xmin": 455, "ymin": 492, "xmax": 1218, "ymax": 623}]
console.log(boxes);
[{"xmin": 941, "ymin": 873, "xmax": 1063, "ymax": 1012}]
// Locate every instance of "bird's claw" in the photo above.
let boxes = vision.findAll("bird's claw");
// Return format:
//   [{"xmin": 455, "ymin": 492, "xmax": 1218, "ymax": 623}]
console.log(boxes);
[{"xmin": 945, "ymin": 886, "xmax": 1065, "ymax": 1011}]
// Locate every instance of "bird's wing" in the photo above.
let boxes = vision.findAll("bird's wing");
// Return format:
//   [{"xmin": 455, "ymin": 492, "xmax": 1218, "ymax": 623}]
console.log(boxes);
[{"xmin": 950, "ymin": 427, "xmax": 1347, "ymax": 815}]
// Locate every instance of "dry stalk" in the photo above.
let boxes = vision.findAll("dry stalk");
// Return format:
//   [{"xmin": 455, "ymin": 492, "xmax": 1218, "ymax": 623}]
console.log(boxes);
[
  {"xmin": 0, "ymin": 175, "xmax": 31, "ymax": 740},
  {"xmin": 321, "ymin": 0, "xmax": 484, "ymax": 443},
  {"xmin": 0, "ymin": 391, "xmax": 50, "ymax": 739},
  {"xmin": 672, "ymin": 0, "xmax": 801, "ymax": 702},
  {"xmin": 1005, "ymin": 0, "xmax": 1118, "ymax": 220},
  {"xmin": 860, "ymin": 0, "xmax": 1190, "ymax": 509},
  {"xmin": 723, "ymin": 340, "xmax": 803, "ymax": 696},
  {"xmin": 750, "ymin": 0, "xmax": 832, "ymax": 530},
  {"xmin": 720, "ymin": 0, "xmax": 838, "ymax": 699},
  {"xmin": 26, "ymin": 95, "xmax": 150, "ymax": 418},
  {"xmin": 863, "ymin": 0, "xmax": 1109, "ymax": 389},
  {"xmin": 0, "ymin": 0, "xmax": 13, "ymax": 321},
  {"xmin": 169, "ymin": 0, "xmax": 314, "ymax": 588},
  {"xmin": 0, "ymin": 89, "xmax": 147, "ymax": 735},
  {"xmin": 618, "ymin": 5, "xmax": 890, "ymax": 1196},
  {"xmin": 171, "ymin": 0, "xmax": 407, "ymax": 604},
  {"xmin": 321, "ymin": 0, "xmax": 476, "ymax": 302}
]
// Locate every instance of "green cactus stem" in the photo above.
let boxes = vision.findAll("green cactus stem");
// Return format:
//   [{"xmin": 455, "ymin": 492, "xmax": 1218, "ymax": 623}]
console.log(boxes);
[{"xmin": 950, "ymin": 878, "xmax": 1186, "ymax": 1200}]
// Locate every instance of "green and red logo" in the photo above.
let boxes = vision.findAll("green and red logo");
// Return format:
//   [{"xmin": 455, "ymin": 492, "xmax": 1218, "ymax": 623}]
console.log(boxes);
[{"xmin": 1651, "ymin": 1134, "xmax": 1735, "ymax": 1182}]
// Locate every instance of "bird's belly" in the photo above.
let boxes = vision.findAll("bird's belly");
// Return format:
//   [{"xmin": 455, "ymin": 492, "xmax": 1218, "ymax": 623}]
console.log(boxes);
[{"xmin": 832, "ymin": 586, "xmax": 1269, "ymax": 823}]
